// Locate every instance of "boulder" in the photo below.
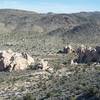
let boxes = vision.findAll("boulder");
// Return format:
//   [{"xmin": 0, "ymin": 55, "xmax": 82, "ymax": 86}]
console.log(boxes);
[
  {"xmin": 10, "ymin": 52, "xmax": 35, "ymax": 71},
  {"xmin": 10, "ymin": 56, "xmax": 28, "ymax": 71},
  {"xmin": 33, "ymin": 59, "xmax": 49, "ymax": 70},
  {"xmin": 0, "ymin": 49, "xmax": 14, "ymax": 71},
  {"xmin": 0, "ymin": 49, "xmax": 35, "ymax": 71},
  {"xmin": 58, "ymin": 44, "xmax": 74, "ymax": 54},
  {"xmin": 40, "ymin": 59, "xmax": 49, "ymax": 70}
]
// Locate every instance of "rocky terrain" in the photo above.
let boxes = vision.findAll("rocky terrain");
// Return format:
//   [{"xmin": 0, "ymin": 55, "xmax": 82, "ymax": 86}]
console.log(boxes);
[
  {"xmin": 0, "ymin": 9, "xmax": 99, "ymax": 100},
  {"xmin": 0, "ymin": 54, "xmax": 100, "ymax": 100}
]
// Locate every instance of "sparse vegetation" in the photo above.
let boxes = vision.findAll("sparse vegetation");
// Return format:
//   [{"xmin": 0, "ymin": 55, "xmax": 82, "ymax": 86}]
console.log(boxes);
[{"xmin": 0, "ymin": 9, "xmax": 99, "ymax": 100}]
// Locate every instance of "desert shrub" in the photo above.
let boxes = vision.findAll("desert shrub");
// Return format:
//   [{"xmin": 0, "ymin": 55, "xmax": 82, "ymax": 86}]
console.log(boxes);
[
  {"xmin": 12, "ymin": 96, "xmax": 19, "ymax": 100},
  {"xmin": 22, "ymin": 93, "xmax": 36, "ymax": 100},
  {"xmin": 70, "ymin": 96, "xmax": 77, "ymax": 100},
  {"xmin": 85, "ymin": 86, "xmax": 100, "ymax": 97}
]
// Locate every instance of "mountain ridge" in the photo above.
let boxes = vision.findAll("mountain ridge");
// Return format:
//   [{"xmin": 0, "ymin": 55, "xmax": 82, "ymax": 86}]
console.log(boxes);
[{"xmin": 0, "ymin": 9, "xmax": 100, "ymax": 34}]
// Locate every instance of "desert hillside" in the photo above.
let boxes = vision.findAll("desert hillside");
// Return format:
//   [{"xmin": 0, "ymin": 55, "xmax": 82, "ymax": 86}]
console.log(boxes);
[
  {"xmin": 0, "ymin": 9, "xmax": 100, "ymax": 100},
  {"xmin": 0, "ymin": 9, "xmax": 100, "ymax": 55}
]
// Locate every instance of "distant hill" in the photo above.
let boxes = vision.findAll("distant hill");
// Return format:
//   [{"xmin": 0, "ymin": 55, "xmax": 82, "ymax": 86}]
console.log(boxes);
[
  {"xmin": 0, "ymin": 9, "xmax": 100, "ymax": 34},
  {"xmin": 0, "ymin": 9, "xmax": 100, "ymax": 54}
]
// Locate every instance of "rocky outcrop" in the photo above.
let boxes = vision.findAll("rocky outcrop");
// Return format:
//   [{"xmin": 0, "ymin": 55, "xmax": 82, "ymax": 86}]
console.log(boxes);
[
  {"xmin": 71, "ymin": 45, "xmax": 100, "ymax": 64},
  {"xmin": 0, "ymin": 49, "xmax": 35, "ymax": 71}
]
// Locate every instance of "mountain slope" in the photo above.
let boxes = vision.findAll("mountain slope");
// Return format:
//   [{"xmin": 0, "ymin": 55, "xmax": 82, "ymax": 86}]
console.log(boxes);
[
  {"xmin": 0, "ymin": 9, "xmax": 100, "ymax": 34},
  {"xmin": 0, "ymin": 9, "xmax": 100, "ymax": 54}
]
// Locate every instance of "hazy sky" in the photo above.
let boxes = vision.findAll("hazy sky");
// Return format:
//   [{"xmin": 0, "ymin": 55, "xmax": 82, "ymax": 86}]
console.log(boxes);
[{"xmin": 0, "ymin": 0, "xmax": 99, "ymax": 13}]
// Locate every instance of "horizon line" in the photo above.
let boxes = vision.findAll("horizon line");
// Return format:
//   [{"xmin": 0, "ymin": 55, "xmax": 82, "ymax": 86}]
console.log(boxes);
[{"xmin": 0, "ymin": 8, "xmax": 100, "ymax": 14}]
